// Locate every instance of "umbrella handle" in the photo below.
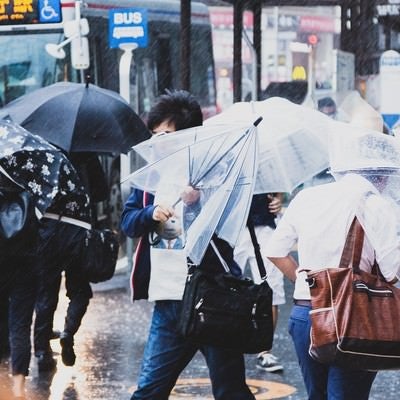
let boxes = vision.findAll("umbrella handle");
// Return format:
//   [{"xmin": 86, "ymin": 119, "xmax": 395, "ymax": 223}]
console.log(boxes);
[
  {"xmin": 172, "ymin": 198, "xmax": 181, "ymax": 208},
  {"xmin": 149, "ymin": 230, "xmax": 162, "ymax": 246},
  {"xmin": 172, "ymin": 184, "xmax": 200, "ymax": 208}
]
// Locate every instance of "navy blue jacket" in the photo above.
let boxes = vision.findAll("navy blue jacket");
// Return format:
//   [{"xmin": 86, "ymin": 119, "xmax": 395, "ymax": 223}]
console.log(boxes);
[
  {"xmin": 121, "ymin": 189, "xmax": 156, "ymax": 300},
  {"xmin": 121, "ymin": 189, "xmax": 240, "ymax": 300}
]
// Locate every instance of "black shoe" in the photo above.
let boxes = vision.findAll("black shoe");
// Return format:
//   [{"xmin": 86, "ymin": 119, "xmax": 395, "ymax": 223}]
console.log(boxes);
[
  {"xmin": 60, "ymin": 332, "xmax": 76, "ymax": 367},
  {"xmin": 37, "ymin": 352, "xmax": 57, "ymax": 372}
]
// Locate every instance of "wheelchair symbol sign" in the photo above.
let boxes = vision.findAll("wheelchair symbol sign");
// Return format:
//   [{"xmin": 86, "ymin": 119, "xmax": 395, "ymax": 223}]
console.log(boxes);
[{"xmin": 39, "ymin": 0, "xmax": 62, "ymax": 23}]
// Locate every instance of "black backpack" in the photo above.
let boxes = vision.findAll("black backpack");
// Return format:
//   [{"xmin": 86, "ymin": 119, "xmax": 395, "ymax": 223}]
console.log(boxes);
[{"xmin": 80, "ymin": 228, "xmax": 120, "ymax": 283}]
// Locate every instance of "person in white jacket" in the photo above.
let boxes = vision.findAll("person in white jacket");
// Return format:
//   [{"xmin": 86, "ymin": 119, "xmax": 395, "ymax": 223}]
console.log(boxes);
[{"xmin": 266, "ymin": 171, "xmax": 400, "ymax": 400}]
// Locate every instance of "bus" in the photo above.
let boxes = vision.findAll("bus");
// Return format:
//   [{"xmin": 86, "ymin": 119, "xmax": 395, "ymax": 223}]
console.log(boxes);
[{"xmin": 0, "ymin": 0, "xmax": 217, "ymax": 250}]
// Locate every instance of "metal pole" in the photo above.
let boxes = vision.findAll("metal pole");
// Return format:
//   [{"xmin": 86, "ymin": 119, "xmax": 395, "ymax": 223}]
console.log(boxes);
[
  {"xmin": 359, "ymin": 0, "xmax": 378, "ymax": 76},
  {"xmin": 273, "ymin": 6, "xmax": 279, "ymax": 81},
  {"xmin": 233, "ymin": 0, "xmax": 243, "ymax": 102},
  {"xmin": 253, "ymin": 0, "xmax": 262, "ymax": 100},
  {"xmin": 340, "ymin": 0, "xmax": 352, "ymax": 53},
  {"xmin": 308, "ymin": 47, "xmax": 315, "ymax": 101},
  {"xmin": 119, "ymin": 44, "xmax": 138, "ymax": 104},
  {"xmin": 242, "ymin": 30, "xmax": 257, "ymax": 101},
  {"xmin": 181, "ymin": 0, "xmax": 191, "ymax": 90},
  {"xmin": 118, "ymin": 42, "xmax": 138, "ymax": 272},
  {"xmin": 384, "ymin": 23, "xmax": 391, "ymax": 50}
]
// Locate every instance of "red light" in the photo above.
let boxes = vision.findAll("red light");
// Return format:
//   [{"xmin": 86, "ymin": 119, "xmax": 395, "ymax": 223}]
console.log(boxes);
[{"xmin": 307, "ymin": 34, "xmax": 318, "ymax": 46}]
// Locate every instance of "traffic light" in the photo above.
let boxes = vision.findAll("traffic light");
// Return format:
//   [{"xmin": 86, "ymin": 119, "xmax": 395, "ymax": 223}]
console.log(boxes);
[{"xmin": 307, "ymin": 34, "xmax": 319, "ymax": 47}]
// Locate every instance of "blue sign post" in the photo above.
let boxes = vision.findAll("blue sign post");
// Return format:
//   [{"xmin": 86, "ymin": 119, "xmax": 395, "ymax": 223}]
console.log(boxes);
[{"xmin": 109, "ymin": 8, "xmax": 148, "ymax": 49}]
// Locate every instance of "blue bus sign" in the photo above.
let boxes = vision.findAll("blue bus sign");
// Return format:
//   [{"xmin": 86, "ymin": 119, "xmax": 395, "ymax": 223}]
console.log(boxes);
[
  {"xmin": 0, "ymin": 0, "xmax": 62, "ymax": 25},
  {"xmin": 109, "ymin": 8, "xmax": 148, "ymax": 49}
]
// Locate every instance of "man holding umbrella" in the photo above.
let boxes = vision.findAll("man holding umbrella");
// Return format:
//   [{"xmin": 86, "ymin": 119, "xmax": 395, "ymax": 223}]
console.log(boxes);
[
  {"xmin": 265, "ymin": 129, "xmax": 400, "ymax": 399},
  {"xmin": 121, "ymin": 90, "xmax": 255, "ymax": 400}
]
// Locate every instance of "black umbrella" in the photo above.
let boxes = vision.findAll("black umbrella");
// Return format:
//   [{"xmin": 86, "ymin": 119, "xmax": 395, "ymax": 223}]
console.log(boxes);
[
  {"xmin": 0, "ymin": 120, "xmax": 91, "ymax": 222},
  {"xmin": 1, "ymin": 82, "xmax": 150, "ymax": 154}
]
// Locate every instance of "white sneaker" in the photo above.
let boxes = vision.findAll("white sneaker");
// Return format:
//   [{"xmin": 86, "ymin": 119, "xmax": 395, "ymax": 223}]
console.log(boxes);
[{"xmin": 256, "ymin": 351, "xmax": 284, "ymax": 373}]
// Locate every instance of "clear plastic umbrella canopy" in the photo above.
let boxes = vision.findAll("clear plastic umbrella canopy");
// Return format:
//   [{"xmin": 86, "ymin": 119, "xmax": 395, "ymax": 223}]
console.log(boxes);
[
  {"xmin": 330, "ymin": 125, "xmax": 400, "ymax": 246},
  {"xmin": 336, "ymin": 90, "xmax": 384, "ymax": 132},
  {"xmin": 125, "ymin": 98, "xmax": 340, "ymax": 264},
  {"xmin": 125, "ymin": 97, "xmax": 400, "ymax": 265},
  {"xmin": 204, "ymin": 97, "xmax": 332, "ymax": 193},
  {"xmin": 124, "ymin": 123, "xmax": 258, "ymax": 264}
]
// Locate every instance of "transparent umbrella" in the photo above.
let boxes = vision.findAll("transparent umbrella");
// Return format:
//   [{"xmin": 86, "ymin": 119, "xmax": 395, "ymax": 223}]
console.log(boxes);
[
  {"xmin": 125, "ymin": 98, "xmax": 341, "ymax": 264},
  {"xmin": 135, "ymin": 97, "xmax": 333, "ymax": 195},
  {"xmin": 204, "ymin": 97, "xmax": 332, "ymax": 193},
  {"xmin": 329, "ymin": 125, "xmax": 400, "ymax": 248},
  {"xmin": 123, "ymin": 122, "xmax": 259, "ymax": 264}
]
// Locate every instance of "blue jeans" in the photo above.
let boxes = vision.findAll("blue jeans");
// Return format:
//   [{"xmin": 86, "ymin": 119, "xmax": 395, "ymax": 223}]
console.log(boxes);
[
  {"xmin": 131, "ymin": 300, "xmax": 255, "ymax": 400},
  {"xmin": 288, "ymin": 304, "xmax": 377, "ymax": 400}
]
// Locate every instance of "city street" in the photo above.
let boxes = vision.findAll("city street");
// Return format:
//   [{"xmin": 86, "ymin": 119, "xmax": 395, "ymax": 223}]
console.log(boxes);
[
  {"xmin": 1, "ymin": 270, "xmax": 399, "ymax": 400},
  {"xmin": 0, "ymin": 1, "xmax": 399, "ymax": 399}
]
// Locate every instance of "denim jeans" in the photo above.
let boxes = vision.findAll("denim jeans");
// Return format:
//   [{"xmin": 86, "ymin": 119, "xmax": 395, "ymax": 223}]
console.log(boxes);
[
  {"xmin": 288, "ymin": 304, "xmax": 377, "ymax": 400},
  {"xmin": 131, "ymin": 300, "xmax": 255, "ymax": 400}
]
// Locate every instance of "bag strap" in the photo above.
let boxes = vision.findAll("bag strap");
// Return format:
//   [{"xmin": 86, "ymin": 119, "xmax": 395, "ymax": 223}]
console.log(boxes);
[
  {"xmin": 43, "ymin": 212, "xmax": 91, "ymax": 230},
  {"xmin": 339, "ymin": 217, "xmax": 364, "ymax": 271},
  {"xmin": 246, "ymin": 218, "xmax": 267, "ymax": 280},
  {"xmin": 210, "ymin": 240, "xmax": 230, "ymax": 273}
]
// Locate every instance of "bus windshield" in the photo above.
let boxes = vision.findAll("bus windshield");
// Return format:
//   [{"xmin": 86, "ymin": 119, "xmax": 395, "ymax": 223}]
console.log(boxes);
[{"xmin": 0, "ymin": 32, "xmax": 74, "ymax": 106}]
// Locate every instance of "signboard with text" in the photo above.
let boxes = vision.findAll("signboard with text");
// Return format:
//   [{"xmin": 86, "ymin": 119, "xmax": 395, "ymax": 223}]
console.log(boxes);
[
  {"xmin": 0, "ymin": 0, "xmax": 62, "ymax": 25},
  {"xmin": 377, "ymin": 0, "xmax": 400, "ymax": 16},
  {"xmin": 332, "ymin": 50, "xmax": 355, "ymax": 92},
  {"xmin": 109, "ymin": 8, "xmax": 148, "ymax": 49}
]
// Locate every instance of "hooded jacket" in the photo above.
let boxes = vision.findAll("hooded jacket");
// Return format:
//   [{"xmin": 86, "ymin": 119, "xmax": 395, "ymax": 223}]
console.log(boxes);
[{"xmin": 121, "ymin": 189, "xmax": 240, "ymax": 300}]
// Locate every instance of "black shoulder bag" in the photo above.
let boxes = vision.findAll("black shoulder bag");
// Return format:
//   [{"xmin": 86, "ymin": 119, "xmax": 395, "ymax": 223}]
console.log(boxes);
[
  {"xmin": 179, "ymin": 222, "xmax": 273, "ymax": 354},
  {"xmin": 80, "ymin": 228, "xmax": 120, "ymax": 283},
  {"xmin": 0, "ymin": 190, "xmax": 34, "ymax": 239}
]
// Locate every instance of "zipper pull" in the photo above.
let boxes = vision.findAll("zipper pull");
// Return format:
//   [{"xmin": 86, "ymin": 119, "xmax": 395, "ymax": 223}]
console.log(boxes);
[
  {"xmin": 199, "ymin": 312, "xmax": 205, "ymax": 323},
  {"xmin": 252, "ymin": 303, "xmax": 258, "ymax": 329},
  {"xmin": 195, "ymin": 298, "xmax": 204, "ymax": 310}
]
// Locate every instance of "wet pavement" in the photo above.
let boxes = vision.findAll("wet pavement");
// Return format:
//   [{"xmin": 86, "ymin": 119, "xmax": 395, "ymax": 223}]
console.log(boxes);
[{"xmin": 1, "ymin": 270, "xmax": 399, "ymax": 400}]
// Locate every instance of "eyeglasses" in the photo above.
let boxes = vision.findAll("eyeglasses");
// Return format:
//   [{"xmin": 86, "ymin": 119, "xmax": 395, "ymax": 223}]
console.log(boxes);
[
  {"xmin": 151, "ymin": 130, "xmax": 174, "ymax": 136},
  {"xmin": 151, "ymin": 131, "xmax": 168, "ymax": 137}
]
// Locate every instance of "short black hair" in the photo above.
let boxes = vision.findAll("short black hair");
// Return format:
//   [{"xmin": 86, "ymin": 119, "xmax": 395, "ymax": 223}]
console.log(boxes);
[
  {"xmin": 147, "ymin": 90, "xmax": 203, "ymax": 132},
  {"xmin": 318, "ymin": 97, "xmax": 336, "ymax": 110}
]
